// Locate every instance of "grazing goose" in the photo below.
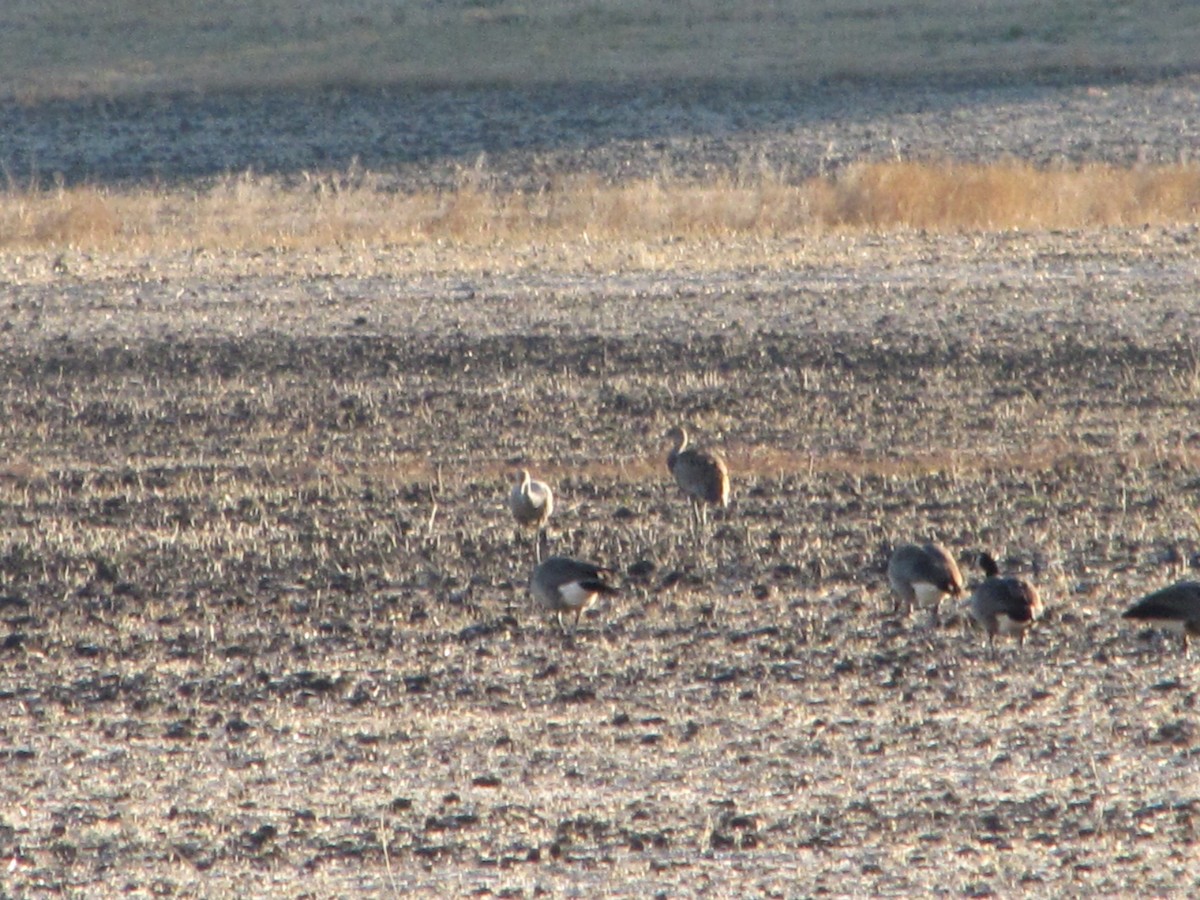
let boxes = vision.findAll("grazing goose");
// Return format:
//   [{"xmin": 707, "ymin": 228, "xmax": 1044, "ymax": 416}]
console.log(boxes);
[
  {"xmin": 887, "ymin": 542, "xmax": 964, "ymax": 625},
  {"xmin": 530, "ymin": 556, "xmax": 619, "ymax": 633},
  {"xmin": 665, "ymin": 426, "xmax": 730, "ymax": 529},
  {"xmin": 968, "ymin": 552, "xmax": 1042, "ymax": 655},
  {"xmin": 510, "ymin": 469, "xmax": 554, "ymax": 562},
  {"xmin": 1122, "ymin": 581, "xmax": 1200, "ymax": 655}
]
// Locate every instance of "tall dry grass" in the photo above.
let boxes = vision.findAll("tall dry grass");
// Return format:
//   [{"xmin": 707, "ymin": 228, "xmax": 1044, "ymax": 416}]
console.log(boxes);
[
  {"xmin": 820, "ymin": 161, "xmax": 1200, "ymax": 230},
  {"xmin": 2, "ymin": 161, "xmax": 1199, "ymax": 253}
]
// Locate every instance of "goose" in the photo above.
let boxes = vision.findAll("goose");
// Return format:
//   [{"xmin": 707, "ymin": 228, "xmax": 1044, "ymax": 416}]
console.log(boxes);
[
  {"xmin": 1122, "ymin": 581, "xmax": 1200, "ymax": 655},
  {"xmin": 887, "ymin": 542, "xmax": 964, "ymax": 625},
  {"xmin": 665, "ymin": 426, "xmax": 730, "ymax": 529},
  {"xmin": 530, "ymin": 556, "xmax": 619, "ymax": 633},
  {"xmin": 968, "ymin": 552, "xmax": 1042, "ymax": 655},
  {"xmin": 510, "ymin": 468, "xmax": 553, "ymax": 562}
]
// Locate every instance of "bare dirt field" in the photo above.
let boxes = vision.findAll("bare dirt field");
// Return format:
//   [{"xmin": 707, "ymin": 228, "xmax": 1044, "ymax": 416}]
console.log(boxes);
[
  {"xmin": 3, "ymin": 229, "xmax": 1200, "ymax": 896},
  {"xmin": 3, "ymin": 6, "xmax": 1200, "ymax": 896}
]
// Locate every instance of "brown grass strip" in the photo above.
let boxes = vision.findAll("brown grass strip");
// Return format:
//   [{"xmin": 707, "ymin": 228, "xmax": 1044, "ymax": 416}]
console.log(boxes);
[{"xmin": 2, "ymin": 161, "xmax": 1199, "ymax": 252}]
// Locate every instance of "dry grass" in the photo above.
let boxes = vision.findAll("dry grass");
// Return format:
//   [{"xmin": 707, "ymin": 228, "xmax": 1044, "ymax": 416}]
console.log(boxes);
[
  {"xmin": 818, "ymin": 161, "xmax": 1200, "ymax": 230},
  {"xmin": 3, "ymin": 161, "xmax": 1199, "ymax": 253}
]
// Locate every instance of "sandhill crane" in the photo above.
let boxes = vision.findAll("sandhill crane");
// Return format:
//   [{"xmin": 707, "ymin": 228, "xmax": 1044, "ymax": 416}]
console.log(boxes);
[
  {"xmin": 968, "ymin": 552, "xmax": 1043, "ymax": 656},
  {"xmin": 887, "ymin": 542, "xmax": 964, "ymax": 626},
  {"xmin": 510, "ymin": 468, "xmax": 553, "ymax": 562},
  {"xmin": 665, "ymin": 426, "xmax": 730, "ymax": 531},
  {"xmin": 530, "ymin": 556, "xmax": 619, "ymax": 634},
  {"xmin": 1122, "ymin": 581, "xmax": 1200, "ymax": 655}
]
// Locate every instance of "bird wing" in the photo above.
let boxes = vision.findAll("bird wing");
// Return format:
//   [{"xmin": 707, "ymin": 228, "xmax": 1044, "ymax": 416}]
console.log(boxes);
[
  {"xmin": 576, "ymin": 577, "xmax": 619, "ymax": 596},
  {"xmin": 1125, "ymin": 598, "xmax": 1196, "ymax": 621},
  {"xmin": 1124, "ymin": 582, "xmax": 1200, "ymax": 620},
  {"xmin": 529, "ymin": 481, "xmax": 552, "ymax": 511},
  {"xmin": 912, "ymin": 548, "xmax": 961, "ymax": 593},
  {"xmin": 674, "ymin": 450, "xmax": 729, "ymax": 504},
  {"xmin": 995, "ymin": 579, "xmax": 1039, "ymax": 622}
]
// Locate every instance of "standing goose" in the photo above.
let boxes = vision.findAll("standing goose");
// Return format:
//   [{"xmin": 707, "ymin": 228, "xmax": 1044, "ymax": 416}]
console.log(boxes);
[
  {"xmin": 665, "ymin": 426, "xmax": 730, "ymax": 529},
  {"xmin": 530, "ymin": 556, "xmax": 619, "ymax": 634},
  {"xmin": 510, "ymin": 468, "xmax": 554, "ymax": 562},
  {"xmin": 968, "ymin": 552, "xmax": 1042, "ymax": 655},
  {"xmin": 1122, "ymin": 581, "xmax": 1200, "ymax": 655},
  {"xmin": 887, "ymin": 542, "xmax": 964, "ymax": 625}
]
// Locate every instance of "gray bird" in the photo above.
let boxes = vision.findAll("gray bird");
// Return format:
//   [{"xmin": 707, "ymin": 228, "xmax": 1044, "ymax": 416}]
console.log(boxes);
[
  {"xmin": 887, "ymin": 542, "xmax": 964, "ymax": 625},
  {"xmin": 510, "ymin": 468, "xmax": 554, "ymax": 562},
  {"xmin": 530, "ymin": 556, "xmax": 619, "ymax": 633},
  {"xmin": 666, "ymin": 426, "xmax": 730, "ymax": 529},
  {"xmin": 968, "ymin": 552, "xmax": 1042, "ymax": 655},
  {"xmin": 1122, "ymin": 581, "xmax": 1200, "ymax": 655}
]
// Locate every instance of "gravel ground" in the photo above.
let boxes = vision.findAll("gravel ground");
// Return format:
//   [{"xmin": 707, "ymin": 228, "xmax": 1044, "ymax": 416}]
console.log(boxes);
[{"xmin": 3, "ymin": 73, "xmax": 1200, "ymax": 190}]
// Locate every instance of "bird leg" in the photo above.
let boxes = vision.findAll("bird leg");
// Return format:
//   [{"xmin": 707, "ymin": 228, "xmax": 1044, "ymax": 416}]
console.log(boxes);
[{"xmin": 691, "ymin": 500, "xmax": 711, "ymax": 547}]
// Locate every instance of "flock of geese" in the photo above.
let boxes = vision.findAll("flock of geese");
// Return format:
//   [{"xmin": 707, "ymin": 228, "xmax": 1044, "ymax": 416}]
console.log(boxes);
[{"xmin": 511, "ymin": 426, "xmax": 1200, "ymax": 656}]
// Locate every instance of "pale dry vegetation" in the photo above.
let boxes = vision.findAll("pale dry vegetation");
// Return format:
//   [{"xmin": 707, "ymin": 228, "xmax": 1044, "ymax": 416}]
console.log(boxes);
[{"xmin": 3, "ymin": 160, "xmax": 1200, "ymax": 253}]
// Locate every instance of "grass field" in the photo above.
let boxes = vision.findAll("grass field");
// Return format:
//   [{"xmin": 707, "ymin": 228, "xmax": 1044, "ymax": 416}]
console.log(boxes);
[{"xmin": 3, "ymin": 3, "xmax": 1200, "ymax": 897}]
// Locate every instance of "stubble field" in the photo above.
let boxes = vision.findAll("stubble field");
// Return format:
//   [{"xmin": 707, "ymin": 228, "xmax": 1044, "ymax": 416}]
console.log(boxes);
[
  {"xmin": 3, "ymin": 3, "xmax": 1200, "ymax": 897},
  {"xmin": 2, "ymin": 225, "xmax": 1199, "ymax": 896}
]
